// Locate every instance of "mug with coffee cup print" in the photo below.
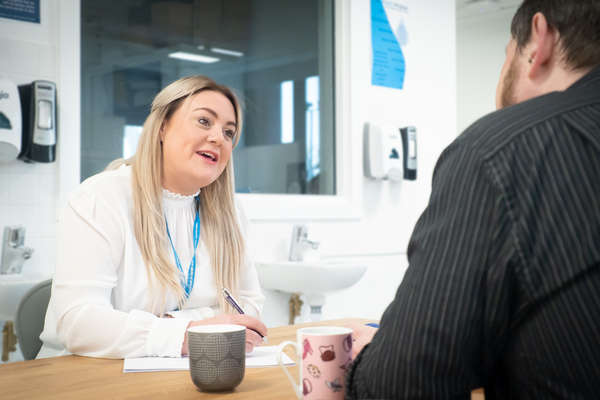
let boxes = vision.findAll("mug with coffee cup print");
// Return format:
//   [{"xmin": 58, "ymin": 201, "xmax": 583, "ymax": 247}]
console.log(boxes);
[
  {"xmin": 187, "ymin": 324, "xmax": 246, "ymax": 392},
  {"xmin": 276, "ymin": 326, "xmax": 353, "ymax": 399}
]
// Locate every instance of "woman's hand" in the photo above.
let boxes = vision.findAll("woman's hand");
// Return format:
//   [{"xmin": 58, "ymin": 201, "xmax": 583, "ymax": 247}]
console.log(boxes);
[
  {"xmin": 182, "ymin": 314, "xmax": 268, "ymax": 355},
  {"xmin": 346, "ymin": 323, "xmax": 378, "ymax": 359}
]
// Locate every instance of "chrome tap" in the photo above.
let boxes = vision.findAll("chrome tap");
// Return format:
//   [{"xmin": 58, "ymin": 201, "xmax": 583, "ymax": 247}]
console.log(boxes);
[
  {"xmin": 289, "ymin": 224, "xmax": 320, "ymax": 261},
  {"xmin": 1, "ymin": 225, "xmax": 34, "ymax": 274}
]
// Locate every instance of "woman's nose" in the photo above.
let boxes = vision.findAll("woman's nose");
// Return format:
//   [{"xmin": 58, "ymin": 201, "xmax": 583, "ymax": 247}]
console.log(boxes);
[{"xmin": 207, "ymin": 126, "xmax": 225, "ymax": 144}]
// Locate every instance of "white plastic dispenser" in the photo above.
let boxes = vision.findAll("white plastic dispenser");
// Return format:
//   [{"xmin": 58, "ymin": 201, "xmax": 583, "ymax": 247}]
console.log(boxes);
[
  {"xmin": 364, "ymin": 123, "xmax": 403, "ymax": 182},
  {"xmin": 0, "ymin": 78, "xmax": 22, "ymax": 163}
]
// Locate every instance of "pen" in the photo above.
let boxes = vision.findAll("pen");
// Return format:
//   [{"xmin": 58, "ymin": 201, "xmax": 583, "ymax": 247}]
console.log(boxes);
[{"xmin": 221, "ymin": 287, "xmax": 269, "ymax": 344}]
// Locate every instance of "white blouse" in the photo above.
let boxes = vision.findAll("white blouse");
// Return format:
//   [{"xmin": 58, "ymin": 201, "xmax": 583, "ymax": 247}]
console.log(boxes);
[{"xmin": 37, "ymin": 165, "xmax": 264, "ymax": 359}]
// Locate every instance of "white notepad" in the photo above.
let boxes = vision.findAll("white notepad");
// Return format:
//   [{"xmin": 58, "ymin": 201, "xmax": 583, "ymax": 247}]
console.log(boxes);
[{"xmin": 123, "ymin": 346, "xmax": 295, "ymax": 373}]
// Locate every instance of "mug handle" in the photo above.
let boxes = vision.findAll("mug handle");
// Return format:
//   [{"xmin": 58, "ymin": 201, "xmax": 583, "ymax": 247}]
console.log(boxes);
[{"xmin": 276, "ymin": 340, "xmax": 303, "ymax": 399}]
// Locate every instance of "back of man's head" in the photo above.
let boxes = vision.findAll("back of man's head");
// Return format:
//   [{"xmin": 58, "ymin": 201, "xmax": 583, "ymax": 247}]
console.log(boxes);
[{"xmin": 511, "ymin": 0, "xmax": 600, "ymax": 70}]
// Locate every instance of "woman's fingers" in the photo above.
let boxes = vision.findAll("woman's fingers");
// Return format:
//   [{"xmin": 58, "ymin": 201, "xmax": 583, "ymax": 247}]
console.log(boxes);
[
  {"xmin": 245, "ymin": 328, "xmax": 264, "ymax": 347},
  {"xmin": 233, "ymin": 314, "xmax": 268, "ymax": 338},
  {"xmin": 184, "ymin": 314, "xmax": 269, "ymax": 354},
  {"xmin": 245, "ymin": 342, "xmax": 254, "ymax": 353}
]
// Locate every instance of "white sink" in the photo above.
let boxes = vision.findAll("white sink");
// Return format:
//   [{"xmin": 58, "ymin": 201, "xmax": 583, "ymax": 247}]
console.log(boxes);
[
  {"xmin": 255, "ymin": 259, "xmax": 367, "ymax": 299},
  {"xmin": 0, "ymin": 272, "xmax": 52, "ymax": 321}
]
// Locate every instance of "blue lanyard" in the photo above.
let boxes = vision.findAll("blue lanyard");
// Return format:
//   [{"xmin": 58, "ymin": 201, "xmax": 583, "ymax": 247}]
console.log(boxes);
[{"xmin": 165, "ymin": 197, "xmax": 200, "ymax": 299}]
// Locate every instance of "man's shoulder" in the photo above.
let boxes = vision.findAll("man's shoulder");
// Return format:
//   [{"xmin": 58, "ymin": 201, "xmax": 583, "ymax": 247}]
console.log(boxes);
[{"xmin": 457, "ymin": 86, "xmax": 600, "ymax": 157}]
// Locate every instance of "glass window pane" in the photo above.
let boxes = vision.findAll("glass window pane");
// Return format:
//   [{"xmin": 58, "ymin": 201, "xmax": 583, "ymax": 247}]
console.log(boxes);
[{"xmin": 80, "ymin": 0, "xmax": 335, "ymax": 196}]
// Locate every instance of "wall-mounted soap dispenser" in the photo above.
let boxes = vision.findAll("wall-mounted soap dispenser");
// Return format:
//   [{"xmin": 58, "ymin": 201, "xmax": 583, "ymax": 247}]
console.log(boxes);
[
  {"xmin": 365, "ymin": 123, "xmax": 417, "ymax": 182},
  {"xmin": 18, "ymin": 80, "xmax": 57, "ymax": 163},
  {"xmin": 0, "ymin": 77, "xmax": 22, "ymax": 163}
]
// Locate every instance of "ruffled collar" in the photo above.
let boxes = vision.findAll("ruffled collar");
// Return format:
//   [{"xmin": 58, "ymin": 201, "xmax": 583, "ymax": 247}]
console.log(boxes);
[
  {"xmin": 161, "ymin": 188, "xmax": 201, "ymax": 208},
  {"xmin": 161, "ymin": 188, "xmax": 200, "ymax": 199}
]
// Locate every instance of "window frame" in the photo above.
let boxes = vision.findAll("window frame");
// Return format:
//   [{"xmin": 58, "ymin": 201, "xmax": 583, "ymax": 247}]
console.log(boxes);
[
  {"xmin": 59, "ymin": 0, "xmax": 361, "ymax": 221},
  {"xmin": 238, "ymin": 0, "xmax": 361, "ymax": 220}
]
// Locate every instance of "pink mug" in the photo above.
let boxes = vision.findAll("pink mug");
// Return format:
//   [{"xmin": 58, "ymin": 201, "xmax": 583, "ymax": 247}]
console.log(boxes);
[{"xmin": 276, "ymin": 327, "xmax": 353, "ymax": 400}]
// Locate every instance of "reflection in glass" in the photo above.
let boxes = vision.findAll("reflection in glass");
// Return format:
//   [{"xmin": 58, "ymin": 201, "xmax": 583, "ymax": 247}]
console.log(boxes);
[
  {"xmin": 280, "ymin": 81, "xmax": 294, "ymax": 145},
  {"xmin": 306, "ymin": 76, "xmax": 320, "ymax": 182},
  {"xmin": 80, "ymin": 0, "xmax": 335, "ymax": 196},
  {"xmin": 123, "ymin": 125, "xmax": 142, "ymax": 159}
]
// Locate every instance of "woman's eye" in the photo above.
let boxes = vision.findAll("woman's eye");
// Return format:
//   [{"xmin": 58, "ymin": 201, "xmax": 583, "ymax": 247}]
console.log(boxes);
[
  {"xmin": 224, "ymin": 129, "xmax": 236, "ymax": 139},
  {"xmin": 198, "ymin": 117, "xmax": 210, "ymax": 126}
]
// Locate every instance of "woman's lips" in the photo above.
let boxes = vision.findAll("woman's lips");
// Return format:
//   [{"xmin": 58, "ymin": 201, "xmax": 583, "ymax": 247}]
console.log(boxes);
[{"xmin": 197, "ymin": 150, "xmax": 218, "ymax": 163}]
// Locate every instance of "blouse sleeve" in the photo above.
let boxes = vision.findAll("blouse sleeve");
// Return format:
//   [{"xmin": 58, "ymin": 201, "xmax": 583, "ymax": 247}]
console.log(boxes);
[{"xmin": 51, "ymin": 188, "xmax": 190, "ymax": 359}]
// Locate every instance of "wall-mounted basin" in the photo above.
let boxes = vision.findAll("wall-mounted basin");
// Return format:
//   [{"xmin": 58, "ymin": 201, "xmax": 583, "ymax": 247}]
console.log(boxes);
[
  {"xmin": 0, "ymin": 272, "xmax": 52, "ymax": 321},
  {"xmin": 255, "ymin": 259, "xmax": 367, "ymax": 322},
  {"xmin": 255, "ymin": 259, "xmax": 367, "ymax": 297}
]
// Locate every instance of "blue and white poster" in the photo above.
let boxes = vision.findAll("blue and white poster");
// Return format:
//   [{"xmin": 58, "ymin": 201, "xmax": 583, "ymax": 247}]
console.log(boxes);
[
  {"xmin": 0, "ymin": 0, "xmax": 40, "ymax": 24},
  {"xmin": 371, "ymin": 0, "xmax": 409, "ymax": 89}
]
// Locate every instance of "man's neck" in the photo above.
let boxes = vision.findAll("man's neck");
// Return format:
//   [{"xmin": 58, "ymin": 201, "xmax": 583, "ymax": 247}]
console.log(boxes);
[
  {"xmin": 526, "ymin": 64, "xmax": 593, "ymax": 102},
  {"xmin": 551, "ymin": 65, "xmax": 593, "ymax": 90}
]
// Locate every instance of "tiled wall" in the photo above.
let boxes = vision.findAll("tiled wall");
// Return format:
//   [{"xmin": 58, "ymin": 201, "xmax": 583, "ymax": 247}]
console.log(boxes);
[
  {"xmin": 0, "ymin": 7, "xmax": 59, "ymax": 363},
  {"xmin": 0, "ymin": 29, "xmax": 60, "ymax": 276},
  {"xmin": 0, "ymin": 161, "xmax": 59, "ymax": 274}
]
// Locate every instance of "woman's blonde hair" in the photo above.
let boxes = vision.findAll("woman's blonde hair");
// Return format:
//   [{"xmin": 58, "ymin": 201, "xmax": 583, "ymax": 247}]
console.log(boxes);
[{"xmin": 107, "ymin": 75, "xmax": 244, "ymax": 314}]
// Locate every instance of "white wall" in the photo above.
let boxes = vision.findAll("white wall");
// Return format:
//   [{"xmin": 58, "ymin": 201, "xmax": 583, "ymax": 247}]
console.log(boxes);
[
  {"xmin": 253, "ymin": 0, "xmax": 458, "ymax": 327},
  {"xmin": 457, "ymin": 7, "xmax": 519, "ymax": 133},
  {"xmin": 1, "ymin": 0, "xmax": 458, "ymax": 343}
]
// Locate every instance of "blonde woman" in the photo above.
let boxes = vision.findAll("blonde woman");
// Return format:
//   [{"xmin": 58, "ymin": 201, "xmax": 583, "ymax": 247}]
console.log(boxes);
[{"xmin": 38, "ymin": 76, "xmax": 266, "ymax": 359}]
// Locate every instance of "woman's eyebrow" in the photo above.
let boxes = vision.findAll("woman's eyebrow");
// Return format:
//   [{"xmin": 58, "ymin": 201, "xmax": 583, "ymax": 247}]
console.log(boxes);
[
  {"xmin": 194, "ymin": 107, "xmax": 217, "ymax": 117},
  {"xmin": 194, "ymin": 107, "xmax": 236, "ymax": 129}
]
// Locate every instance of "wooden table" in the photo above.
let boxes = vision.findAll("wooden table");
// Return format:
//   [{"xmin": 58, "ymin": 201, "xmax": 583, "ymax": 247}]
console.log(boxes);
[{"xmin": 0, "ymin": 318, "xmax": 484, "ymax": 399}]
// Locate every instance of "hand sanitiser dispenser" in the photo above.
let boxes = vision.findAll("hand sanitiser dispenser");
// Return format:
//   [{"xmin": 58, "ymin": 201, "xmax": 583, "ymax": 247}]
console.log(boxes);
[
  {"xmin": 18, "ymin": 80, "xmax": 57, "ymax": 163},
  {"xmin": 364, "ymin": 123, "xmax": 404, "ymax": 182},
  {"xmin": 364, "ymin": 123, "xmax": 418, "ymax": 182},
  {"xmin": 0, "ymin": 78, "xmax": 22, "ymax": 163}
]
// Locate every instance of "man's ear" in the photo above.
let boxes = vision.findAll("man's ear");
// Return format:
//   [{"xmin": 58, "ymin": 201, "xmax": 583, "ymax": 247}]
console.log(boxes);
[{"xmin": 528, "ymin": 12, "xmax": 558, "ymax": 78}]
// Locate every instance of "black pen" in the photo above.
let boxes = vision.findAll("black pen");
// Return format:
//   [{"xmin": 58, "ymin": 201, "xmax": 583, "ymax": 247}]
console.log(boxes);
[{"xmin": 221, "ymin": 287, "xmax": 269, "ymax": 344}]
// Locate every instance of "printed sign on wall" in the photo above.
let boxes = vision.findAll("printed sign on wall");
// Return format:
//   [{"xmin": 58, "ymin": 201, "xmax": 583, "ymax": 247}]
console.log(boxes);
[
  {"xmin": 371, "ymin": 0, "xmax": 409, "ymax": 90},
  {"xmin": 0, "ymin": 0, "xmax": 40, "ymax": 24}
]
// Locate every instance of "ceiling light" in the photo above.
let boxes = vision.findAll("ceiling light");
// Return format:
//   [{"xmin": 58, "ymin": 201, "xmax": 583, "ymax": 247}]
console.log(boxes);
[
  {"xmin": 168, "ymin": 51, "xmax": 220, "ymax": 64},
  {"xmin": 210, "ymin": 47, "xmax": 244, "ymax": 57}
]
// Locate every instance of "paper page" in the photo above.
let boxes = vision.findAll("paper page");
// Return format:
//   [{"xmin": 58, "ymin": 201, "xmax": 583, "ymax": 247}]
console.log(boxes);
[
  {"xmin": 245, "ymin": 346, "xmax": 295, "ymax": 368},
  {"xmin": 123, "ymin": 346, "xmax": 295, "ymax": 373}
]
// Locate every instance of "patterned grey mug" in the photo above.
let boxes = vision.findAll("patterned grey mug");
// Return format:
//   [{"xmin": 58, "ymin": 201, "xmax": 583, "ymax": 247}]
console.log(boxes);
[{"xmin": 187, "ymin": 324, "xmax": 246, "ymax": 392}]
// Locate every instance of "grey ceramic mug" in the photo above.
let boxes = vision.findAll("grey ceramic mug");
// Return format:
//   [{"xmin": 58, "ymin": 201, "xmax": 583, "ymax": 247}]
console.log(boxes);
[{"xmin": 187, "ymin": 324, "xmax": 246, "ymax": 392}]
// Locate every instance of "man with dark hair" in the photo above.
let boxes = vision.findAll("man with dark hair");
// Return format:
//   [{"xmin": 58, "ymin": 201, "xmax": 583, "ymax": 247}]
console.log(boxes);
[{"xmin": 346, "ymin": 1, "xmax": 600, "ymax": 399}]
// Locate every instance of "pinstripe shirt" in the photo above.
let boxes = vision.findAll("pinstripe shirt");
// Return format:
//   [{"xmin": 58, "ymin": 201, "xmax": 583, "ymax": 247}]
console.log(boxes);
[{"xmin": 347, "ymin": 67, "xmax": 600, "ymax": 400}]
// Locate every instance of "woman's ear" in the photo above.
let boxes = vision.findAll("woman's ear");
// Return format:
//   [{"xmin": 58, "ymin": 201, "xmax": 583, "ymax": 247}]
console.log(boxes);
[{"xmin": 159, "ymin": 121, "xmax": 166, "ymax": 143}]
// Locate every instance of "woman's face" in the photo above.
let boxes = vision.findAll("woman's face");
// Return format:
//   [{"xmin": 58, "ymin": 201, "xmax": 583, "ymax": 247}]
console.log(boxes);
[{"xmin": 160, "ymin": 90, "xmax": 237, "ymax": 195}]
